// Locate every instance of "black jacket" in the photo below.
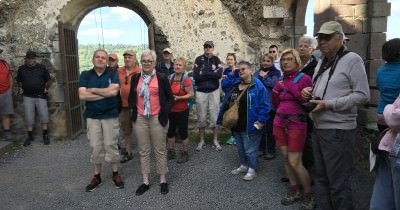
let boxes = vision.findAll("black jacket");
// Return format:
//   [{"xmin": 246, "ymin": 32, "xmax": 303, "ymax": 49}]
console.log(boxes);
[
  {"xmin": 128, "ymin": 72, "xmax": 173, "ymax": 127},
  {"xmin": 193, "ymin": 54, "xmax": 222, "ymax": 93}
]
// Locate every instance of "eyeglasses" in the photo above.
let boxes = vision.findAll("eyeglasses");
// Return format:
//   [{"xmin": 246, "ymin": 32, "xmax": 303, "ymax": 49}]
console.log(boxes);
[
  {"xmin": 269, "ymin": 50, "xmax": 276, "ymax": 53},
  {"xmin": 141, "ymin": 60, "xmax": 153, "ymax": 64},
  {"xmin": 317, "ymin": 33, "xmax": 336, "ymax": 41},
  {"xmin": 280, "ymin": 57, "xmax": 294, "ymax": 62}
]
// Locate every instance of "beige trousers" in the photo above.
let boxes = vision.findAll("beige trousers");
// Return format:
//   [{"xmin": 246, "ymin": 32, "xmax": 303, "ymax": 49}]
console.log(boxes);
[{"xmin": 133, "ymin": 115, "xmax": 168, "ymax": 175}]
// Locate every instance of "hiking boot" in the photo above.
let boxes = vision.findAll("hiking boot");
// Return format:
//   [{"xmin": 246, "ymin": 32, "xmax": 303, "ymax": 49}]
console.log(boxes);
[
  {"xmin": 213, "ymin": 141, "xmax": 222, "ymax": 151},
  {"xmin": 167, "ymin": 149, "xmax": 176, "ymax": 160},
  {"xmin": 43, "ymin": 134, "xmax": 50, "ymax": 145},
  {"xmin": 300, "ymin": 195, "xmax": 315, "ymax": 210},
  {"xmin": 3, "ymin": 131, "xmax": 13, "ymax": 142},
  {"xmin": 226, "ymin": 136, "xmax": 236, "ymax": 145},
  {"xmin": 243, "ymin": 169, "xmax": 257, "ymax": 181},
  {"xmin": 177, "ymin": 151, "xmax": 189, "ymax": 163},
  {"xmin": 281, "ymin": 189, "xmax": 302, "ymax": 205},
  {"xmin": 112, "ymin": 175, "xmax": 124, "ymax": 189},
  {"xmin": 23, "ymin": 136, "xmax": 33, "ymax": 147},
  {"xmin": 231, "ymin": 165, "xmax": 248, "ymax": 175},
  {"xmin": 195, "ymin": 142, "xmax": 205, "ymax": 151},
  {"xmin": 85, "ymin": 176, "xmax": 102, "ymax": 192},
  {"xmin": 120, "ymin": 152, "xmax": 133, "ymax": 163}
]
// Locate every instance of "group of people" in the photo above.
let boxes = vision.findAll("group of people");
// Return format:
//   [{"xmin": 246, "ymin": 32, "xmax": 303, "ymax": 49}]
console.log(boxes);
[
  {"xmin": 0, "ymin": 50, "xmax": 54, "ymax": 146},
  {"xmin": 1, "ymin": 19, "xmax": 398, "ymax": 209}
]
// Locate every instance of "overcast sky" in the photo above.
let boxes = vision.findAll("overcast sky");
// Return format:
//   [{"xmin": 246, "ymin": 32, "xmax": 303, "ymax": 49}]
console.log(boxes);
[{"xmin": 77, "ymin": 1, "xmax": 399, "ymax": 45}]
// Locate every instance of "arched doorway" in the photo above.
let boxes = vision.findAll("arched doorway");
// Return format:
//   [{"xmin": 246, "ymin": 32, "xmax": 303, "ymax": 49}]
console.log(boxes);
[{"xmin": 57, "ymin": 0, "xmax": 156, "ymax": 138}]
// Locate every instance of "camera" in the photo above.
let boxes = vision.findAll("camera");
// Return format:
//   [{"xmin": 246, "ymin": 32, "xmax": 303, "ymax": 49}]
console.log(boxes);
[{"xmin": 302, "ymin": 96, "xmax": 321, "ymax": 113}]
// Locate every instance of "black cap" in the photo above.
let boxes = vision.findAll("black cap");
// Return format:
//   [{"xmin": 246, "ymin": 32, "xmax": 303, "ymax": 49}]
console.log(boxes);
[
  {"xmin": 25, "ymin": 50, "xmax": 37, "ymax": 59},
  {"xmin": 203, "ymin": 41, "xmax": 214, "ymax": 48}
]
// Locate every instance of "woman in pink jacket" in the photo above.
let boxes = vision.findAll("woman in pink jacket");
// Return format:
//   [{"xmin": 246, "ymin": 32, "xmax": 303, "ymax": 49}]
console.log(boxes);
[
  {"xmin": 272, "ymin": 48, "xmax": 314, "ymax": 209},
  {"xmin": 370, "ymin": 95, "xmax": 400, "ymax": 210}
]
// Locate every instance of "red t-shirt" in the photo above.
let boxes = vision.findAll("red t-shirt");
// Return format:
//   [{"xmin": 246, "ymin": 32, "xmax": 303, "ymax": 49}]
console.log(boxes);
[
  {"xmin": 0, "ymin": 60, "xmax": 11, "ymax": 93},
  {"xmin": 170, "ymin": 77, "xmax": 192, "ymax": 112}
]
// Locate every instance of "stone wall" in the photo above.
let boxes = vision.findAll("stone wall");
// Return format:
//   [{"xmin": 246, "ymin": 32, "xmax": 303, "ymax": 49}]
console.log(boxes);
[{"xmin": 0, "ymin": 0, "xmax": 391, "ymax": 140}]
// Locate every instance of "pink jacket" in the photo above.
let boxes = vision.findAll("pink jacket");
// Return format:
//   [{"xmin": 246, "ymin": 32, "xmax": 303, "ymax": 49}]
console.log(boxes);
[
  {"xmin": 272, "ymin": 70, "xmax": 312, "ymax": 129},
  {"xmin": 379, "ymin": 96, "xmax": 400, "ymax": 152}
]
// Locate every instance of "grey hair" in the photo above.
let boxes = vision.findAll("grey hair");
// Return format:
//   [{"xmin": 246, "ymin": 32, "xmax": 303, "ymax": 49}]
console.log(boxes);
[
  {"xmin": 298, "ymin": 36, "xmax": 318, "ymax": 49},
  {"xmin": 92, "ymin": 49, "xmax": 108, "ymax": 60},
  {"xmin": 141, "ymin": 49, "xmax": 157, "ymax": 62}
]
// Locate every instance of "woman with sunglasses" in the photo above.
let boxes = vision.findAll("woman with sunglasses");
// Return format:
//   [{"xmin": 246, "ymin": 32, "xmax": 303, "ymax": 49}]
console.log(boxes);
[
  {"xmin": 272, "ymin": 49, "xmax": 314, "ymax": 209},
  {"xmin": 254, "ymin": 53, "xmax": 281, "ymax": 160},
  {"xmin": 128, "ymin": 49, "xmax": 173, "ymax": 196}
]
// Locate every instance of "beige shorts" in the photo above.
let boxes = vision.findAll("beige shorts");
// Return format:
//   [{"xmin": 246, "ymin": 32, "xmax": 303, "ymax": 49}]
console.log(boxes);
[
  {"xmin": 195, "ymin": 89, "xmax": 220, "ymax": 128},
  {"xmin": 87, "ymin": 117, "xmax": 120, "ymax": 164}
]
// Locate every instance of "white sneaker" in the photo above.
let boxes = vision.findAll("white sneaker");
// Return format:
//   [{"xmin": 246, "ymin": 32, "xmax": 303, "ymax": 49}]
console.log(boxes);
[
  {"xmin": 243, "ymin": 168, "xmax": 256, "ymax": 181},
  {"xmin": 196, "ymin": 142, "xmax": 205, "ymax": 151},
  {"xmin": 231, "ymin": 165, "xmax": 248, "ymax": 175},
  {"xmin": 213, "ymin": 141, "xmax": 222, "ymax": 151}
]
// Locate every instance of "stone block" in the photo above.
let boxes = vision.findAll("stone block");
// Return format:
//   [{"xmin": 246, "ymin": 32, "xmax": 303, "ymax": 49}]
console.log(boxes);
[
  {"xmin": 336, "ymin": 17, "xmax": 357, "ymax": 34},
  {"xmin": 263, "ymin": 6, "xmax": 289, "ymax": 19},
  {"xmin": 332, "ymin": 5, "xmax": 354, "ymax": 17},
  {"xmin": 368, "ymin": 17, "xmax": 388, "ymax": 33},
  {"xmin": 365, "ymin": 59, "xmax": 385, "ymax": 79},
  {"xmin": 354, "ymin": 4, "xmax": 368, "ymax": 18},
  {"xmin": 368, "ymin": 33, "xmax": 386, "ymax": 59},
  {"xmin": 331, "ymin": 0, "xmax": 368, "ymax": 4},
  {"xmin": 370, "ymin": 88, "xmax": 380, "ymax": 106},
  {"xmin": 294, "ymin": 26, "xmax": 307, "ymax": 35},
  {"xmin": 347, "ymin": 33, "xmax": 368, "ymax": 59},
  {"xmin": 368, "ymin": 2, "xmax": 391, "ymax": 17}
]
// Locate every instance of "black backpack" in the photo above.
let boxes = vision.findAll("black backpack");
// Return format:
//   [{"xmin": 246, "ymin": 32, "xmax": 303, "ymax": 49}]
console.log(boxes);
[{"xmin": 84, "ymin": 68, "xmax": 122, "ymax": 113}]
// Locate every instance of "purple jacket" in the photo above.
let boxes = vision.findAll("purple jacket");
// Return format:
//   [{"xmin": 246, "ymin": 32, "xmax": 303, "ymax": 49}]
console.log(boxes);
[{"xmin": 272, "ymin": 70, "xmax": 312, "ymax": 129}]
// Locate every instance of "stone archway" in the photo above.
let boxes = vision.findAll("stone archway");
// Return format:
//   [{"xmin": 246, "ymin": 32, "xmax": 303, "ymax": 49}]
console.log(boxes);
[{"xmin": 57, "ymin": 0, "xmax": 167, "ymax": 138}]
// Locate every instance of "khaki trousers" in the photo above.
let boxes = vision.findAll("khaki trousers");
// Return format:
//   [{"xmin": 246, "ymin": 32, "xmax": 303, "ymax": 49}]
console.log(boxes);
[{"xmin": 133, "ymin": 115, "xmax": 168, "ymax": 175}]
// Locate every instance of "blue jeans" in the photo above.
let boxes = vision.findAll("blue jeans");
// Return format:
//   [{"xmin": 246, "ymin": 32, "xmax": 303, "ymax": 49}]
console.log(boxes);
[
  {"xmin": 233, "ymin": 132, "xmax": 262, "ymax": 169},
  {"xmin": 370, "ymin": 143, "xmax": 400, "ymax": 210}
]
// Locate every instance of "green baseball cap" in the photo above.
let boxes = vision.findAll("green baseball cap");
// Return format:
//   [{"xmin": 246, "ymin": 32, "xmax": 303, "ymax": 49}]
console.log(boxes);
[{"xmin": 316, "ymin": 21, "xmax": 343, "ymax": 35}]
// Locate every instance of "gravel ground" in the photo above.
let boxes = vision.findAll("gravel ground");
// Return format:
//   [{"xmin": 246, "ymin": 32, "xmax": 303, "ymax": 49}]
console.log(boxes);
[{"xmin": 0, "ymin": 134, "xmax": 373, "ymax": 210}]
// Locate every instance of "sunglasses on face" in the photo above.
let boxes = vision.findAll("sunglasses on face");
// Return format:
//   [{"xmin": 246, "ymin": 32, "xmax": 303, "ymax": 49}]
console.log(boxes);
[
  {"xmin": 109, "ymin": 58, "xmax": 116, "ymax": 62},
  {"xmin": 204, "ymin": 45, "xmax": 213, "ymax": 49},
  {"xmin": 317, "ymin": 33, "xmax": 336, "ymax": 41},
  {"xmin": 269, "ymin": 50, "xmax": 276, "ymax": 53}
]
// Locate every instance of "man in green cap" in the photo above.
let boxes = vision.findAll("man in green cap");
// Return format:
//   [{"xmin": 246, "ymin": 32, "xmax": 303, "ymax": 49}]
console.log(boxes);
[{"xmin": 301, "ymin": 21, "xmax": 370, "ymax": 209}]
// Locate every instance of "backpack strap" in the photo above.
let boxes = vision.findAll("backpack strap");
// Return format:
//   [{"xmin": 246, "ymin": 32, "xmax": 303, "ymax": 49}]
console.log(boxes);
[{"xmin": 293, "ymin": 72, "xmax": 305, "ymax": 84}]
